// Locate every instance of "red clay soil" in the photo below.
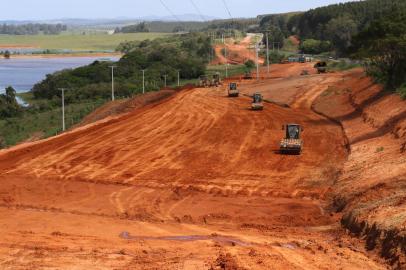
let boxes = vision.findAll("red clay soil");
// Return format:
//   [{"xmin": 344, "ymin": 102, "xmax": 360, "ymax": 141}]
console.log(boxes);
[
  {"xmin": 313, "ymin": 69, "xmax": 406, "ymax": 268},
  {"xmin": 0, "ymin": 64, "xmax": 392, "ymax": 269},
  {"xmin": 212, "ymin": 36, "xmax": 264, "ymax": 66}
]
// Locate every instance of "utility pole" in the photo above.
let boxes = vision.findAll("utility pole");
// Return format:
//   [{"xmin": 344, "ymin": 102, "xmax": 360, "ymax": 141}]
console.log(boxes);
[
  {"xmin": 224, "ymin": 34, "xmax": 228, "ymax": 78},
  {"xmin": 177, "ymin": 71, "xmax": 180, "ymax": 87},
  {"xmin": 266, "ymin": 32, "xmax": 270, "ymax": 74},
  {"xmin": 256, "ymin": 44, "xmax": 260, "ymax": 81},
  {"xmin": 163, "ymin": 75, "xmax": 168, "ymax": 88},
  {"xmin": 109, "ymin": 66, "xmax": 116, "ymax": 101},
  {"xmin": 142, "ymin": 70, "xmax": 145, "ymax": 94},
  {"xmin": 58, "ymin": 88, "xmax": 66, "ymax": 131}
]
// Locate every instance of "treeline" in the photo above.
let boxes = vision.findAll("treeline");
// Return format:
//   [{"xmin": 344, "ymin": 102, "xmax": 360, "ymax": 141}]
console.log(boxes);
[
  {"xmin": 0, "ymin": 23, "xmax": 67, "ymax": 35},
  {"xmin": 0, "ymin": 87, "xmax": 21, "ymax": 118},
  {"xmin": 32, "ymin": 33, "xmax": 211, "ymax": 102},
  {"xmin": 114, "ymin": 18, "xmax": 259, "ymax": 34},
  {"xmin": 115, "ymin": 22, "xmax": 149, "ymax": 33},
  {"xmin": 258, "ymin": 0, "xmax": 406, "ymax": 95},
  {"xmin": 259, "ymin": 0, "xmax": 405, "ymax": 56}
]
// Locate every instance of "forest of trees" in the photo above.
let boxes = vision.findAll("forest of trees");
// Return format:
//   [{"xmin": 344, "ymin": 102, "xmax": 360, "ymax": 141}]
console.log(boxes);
[
  {"xmin": 32, "ymin": 33, "xmax": 211, "ymax": 102},
  {"xmin": 258, "ymin": 0, "xmax": 406, "ymax": 94},
  {"xmin": 0, "ymin": 23, "xmax": 67, "ymax": 35},
  {"xmin": 259, "ymin": 0, "xmax": 405, "ymax": 56},
  {"xmin": 114, "ymin": 18, "xmax": 258, "ymax": 34}
]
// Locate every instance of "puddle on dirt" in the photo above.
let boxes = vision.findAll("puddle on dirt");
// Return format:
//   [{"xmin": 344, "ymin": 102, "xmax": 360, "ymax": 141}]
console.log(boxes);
[{"xmin": 119, "ymin": 231, "xmax": 251, "ymax": 246}]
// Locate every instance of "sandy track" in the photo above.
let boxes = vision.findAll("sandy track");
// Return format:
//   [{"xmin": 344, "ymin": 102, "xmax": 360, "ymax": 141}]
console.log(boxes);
[{"xmin": 0, "ymin": 65, "xmax": 388, "ymax": 269}]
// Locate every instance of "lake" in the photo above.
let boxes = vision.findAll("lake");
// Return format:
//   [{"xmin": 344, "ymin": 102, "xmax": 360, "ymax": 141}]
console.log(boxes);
[{"xmin": 0, "ymin": 56, "xmax": 120, "ymax": 94}]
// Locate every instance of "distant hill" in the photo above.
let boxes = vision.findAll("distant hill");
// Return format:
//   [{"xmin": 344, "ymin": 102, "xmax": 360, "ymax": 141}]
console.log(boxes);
[{"xmin": 0, "ymin": 14, "xmax": 220, "ymax": 30}]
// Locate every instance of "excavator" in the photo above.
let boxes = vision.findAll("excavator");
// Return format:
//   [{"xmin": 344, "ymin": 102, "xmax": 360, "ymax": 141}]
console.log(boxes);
[
  {"xmin": 280, "ymin": 124, "xmax": 304, "ymax": 154},
  {"xmin": 251, "ymin": 93, "xmax": 264, "ymax": 110},
  {"xmin": 228, "ymin": 82, "xmax": 239, "ymax": 97}
]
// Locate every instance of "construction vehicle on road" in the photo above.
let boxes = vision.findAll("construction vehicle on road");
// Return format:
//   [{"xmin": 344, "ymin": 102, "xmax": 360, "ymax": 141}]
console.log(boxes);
[
  {"xmin": 212, "ymin": 73, "xmax": 222, "ymax": 87},
  {"xmin": 280, "ymin": 124, "xmax": 303, "ymax": 154},
  {"xmin": 251, "ymin": 93, "xmax": 264, "ymax": 110},
  {"xmin": 199, "ymin": 75, "xmax": 210, "ymax": 87},
  {"xmin": 314, "ymin": 61, "xmax": 327, "ymax": 74},
  {"xmin": 228, "ymin": 82, "xmax": 239, "ymax": 97},
  {"xmin": 244, "ymin": 71, "xmax": 253, "ymax": 80}
]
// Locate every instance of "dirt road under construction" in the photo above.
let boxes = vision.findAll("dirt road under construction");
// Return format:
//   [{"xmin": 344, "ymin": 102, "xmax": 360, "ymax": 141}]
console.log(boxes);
[{"xmin": 1, "ymin": 33, "xmax": 405, "ymax": 268}]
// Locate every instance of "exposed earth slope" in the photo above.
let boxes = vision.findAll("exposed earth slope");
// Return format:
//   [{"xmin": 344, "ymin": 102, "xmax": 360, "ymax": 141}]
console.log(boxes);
[{"xmin": 1, "ymin": 62, "xmax": 401, "ymax": 269}]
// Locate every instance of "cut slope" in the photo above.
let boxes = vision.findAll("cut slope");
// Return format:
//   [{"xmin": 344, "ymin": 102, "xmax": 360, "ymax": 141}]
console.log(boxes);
[{"xmin": 0, "ymin": 64, "xmax": 388, "ymax": 269}]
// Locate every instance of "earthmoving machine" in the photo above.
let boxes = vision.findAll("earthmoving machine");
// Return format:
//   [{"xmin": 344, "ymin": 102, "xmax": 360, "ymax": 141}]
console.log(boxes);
[
  {"xmin": 280, "ymin": 124, "xmax": 304, "ymax": 154},
  {"xmin": 199, "ymin": 75, "xmax": 210, "ymax": 87},
  {"xmin": 314, "ymin": 61, "xmax": 327, "ymax": 74},
  {"xmin": 228, "ymin": 82, "xmax": 239, "ymax": 97},
  {"xmin": 244, "ymin": 71, "xmax": 253, "ymax": 80},
  {"xmin": 212, "ymin": 73, "xmax": 222, "ymax": 87},
  {"xmin": 251, "ymin": 92, "xmax": 264, "ymax": 110}
]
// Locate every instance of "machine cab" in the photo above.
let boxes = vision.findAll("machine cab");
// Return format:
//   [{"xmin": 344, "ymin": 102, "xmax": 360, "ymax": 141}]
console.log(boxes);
[
  {"xmin": 282, "ymin": 124, "xmax": 303, "ymax": 139},
  {"xmin": 229, "ymin": 83, "xmax": 237, "ymax": 91},
  {"xmin": 253, "ymin": 93, "xmax": 263, "ymax": 104}
]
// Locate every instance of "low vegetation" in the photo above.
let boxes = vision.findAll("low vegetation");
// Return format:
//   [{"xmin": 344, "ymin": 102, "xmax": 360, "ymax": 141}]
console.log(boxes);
[
  {"xmin": 0, "ymin": 92, "xmax": 105, "ymax": 147},
  {"xmin": 0, "ymin": 33, "xmax": 169, "ymax": 52}
]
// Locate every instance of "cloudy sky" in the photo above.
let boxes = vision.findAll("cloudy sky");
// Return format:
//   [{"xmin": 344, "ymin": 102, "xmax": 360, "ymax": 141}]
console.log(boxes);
[{"xmin": 4, "ymin": 0, "xmax": 356, "ymax": 20}]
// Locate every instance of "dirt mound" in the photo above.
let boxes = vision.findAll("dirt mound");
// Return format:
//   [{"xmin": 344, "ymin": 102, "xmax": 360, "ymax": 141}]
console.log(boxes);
[
  {"xmin": 313, "ymin": 68, "xmax": 406, "ymax": 268},
  {"xmin": 212, "ymin": 36, "xmax": 264, "ymax": 65},
  {"xmin": 79, "ymin": 90, "xmax": 176, "ymax": 126}
]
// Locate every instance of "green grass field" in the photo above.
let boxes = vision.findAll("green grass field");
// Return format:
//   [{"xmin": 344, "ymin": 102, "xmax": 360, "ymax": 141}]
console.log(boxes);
[{"xmin": 0, "ymin": 33, "xmax": 170, "ymax": 51}]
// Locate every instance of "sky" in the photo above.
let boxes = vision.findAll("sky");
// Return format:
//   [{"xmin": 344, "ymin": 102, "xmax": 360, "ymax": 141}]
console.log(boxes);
[{"xmin": 3, "ymin": 0, "xmax": 356, "ymax": 21}]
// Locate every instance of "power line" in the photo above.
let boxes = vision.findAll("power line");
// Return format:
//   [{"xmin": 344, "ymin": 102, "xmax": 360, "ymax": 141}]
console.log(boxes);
[
  {"xmin": 159, "ymin": 0, "xmax": 181, "ymax": 22},
  {"xmin": 189, "ymin": 0, "xmax": 206, "ymax": 21},
  {"xmin": 221, "ymin": 0, "xmax": 233, "ymax": 19}
]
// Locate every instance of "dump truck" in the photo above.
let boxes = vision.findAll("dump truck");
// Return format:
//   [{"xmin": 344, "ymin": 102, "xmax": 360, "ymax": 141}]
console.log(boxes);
[
  {"xmin": 212, "ymin": 73, "xmax": 222, "ymax": 87},
  {"xmin": 314, "ymin": 61, "xmax": 327, "ymax": 74},
  {"xmin": 251, "ymin": 92, "xmax": 264, "ymax": 110},
  {"xmin": 280, "ymin": 124, "xmax": 303, "ymax": 154},
  {"xmin": 199, "ymin": 75, "xmax": 210, "ymax": 87},
  {"xmin": 228, "ymin": 82, "xmax": 239, "ymax": 97}
]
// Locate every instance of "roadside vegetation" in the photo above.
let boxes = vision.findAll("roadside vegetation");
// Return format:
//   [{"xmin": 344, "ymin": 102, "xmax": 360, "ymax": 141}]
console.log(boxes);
[
  {"xmin": 0, "ymin": 93, "xmax": 105, "ymax": 147},
  {"xmin": 258, "ymin": 0, "xmax": 406, "ymax": 97}
]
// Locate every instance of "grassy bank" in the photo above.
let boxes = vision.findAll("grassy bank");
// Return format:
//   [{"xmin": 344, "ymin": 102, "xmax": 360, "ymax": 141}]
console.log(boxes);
[
  {"xmin": 0, "ymin": 33, "xmax": 170, "ymax": 51},
  {"xmin": 0, "ymin": 92, "xmax": 107, "ymax": 147}
]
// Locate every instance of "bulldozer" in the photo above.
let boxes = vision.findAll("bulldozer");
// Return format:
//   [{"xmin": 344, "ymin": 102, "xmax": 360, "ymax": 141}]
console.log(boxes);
[
  {"xmin": 199, "ymin": 75, "xmax": 210, "ymax": 87},
  {"xmin": 212, "ymin": 73, "xmax": 222, "ymax": 87},
  {"xmin": 314, "ymin": 61, "xmax": 327, "ymax": 74},
  {"xmin": 251, "ymin": 92, "xmax": 264, "ymax": 110},
  {"xmin": 228, "ymin": 82, "xmax": 239, "ymax": 97},
  {"xmin": 280, "ymin": 124, "xmax": 303, "ymax": 154}
]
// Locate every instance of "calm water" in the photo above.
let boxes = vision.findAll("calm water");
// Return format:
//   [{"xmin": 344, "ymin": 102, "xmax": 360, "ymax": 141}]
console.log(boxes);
[{"xmin": 0, "ymin": 56, "xmax": 119, "ymax": 94}]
